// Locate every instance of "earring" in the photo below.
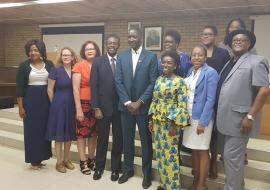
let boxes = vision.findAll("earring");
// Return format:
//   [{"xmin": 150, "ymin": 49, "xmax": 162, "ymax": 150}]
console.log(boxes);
[{"xmin": 174, "ymin": 67, "xmax": 176, "ymax": 69}]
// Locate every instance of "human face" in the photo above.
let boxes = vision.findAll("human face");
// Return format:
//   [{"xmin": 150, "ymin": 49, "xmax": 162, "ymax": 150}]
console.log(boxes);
[
  {"xmin": 29, "ymin": 45, "xmax": 41, "ymax": 62},
  {"xmin": 163, "ymin": 35, "xmax": 178, "ymax": 52},
  {"xmin": 84, "ymin": 43, "xmax": 97, "ymax": 61},
  {"xmin": 161, "ymin": 56, "xmax": 177, "ymax": 77},
  {"xmin": 191, "ymin": 47, "xmax": 207, "ymax": 69},
  {"xmin": 106, "ymin": 37, "xmax": 120, "ymax": 57},
  {"xmin": 128, "ymin": 29, "xmax": 142, "ymax": 51},
  {"xmin": 229, "ymin": 20, "xmax": 242, "ymax": 33},
  {"xmin": 61, "ymin": 49, "xmax": 73, "ymax": 67},
  {"xmin": 231, "ymin": 34, "xmax": 250, "ymax": 57},
  {"xmin": 201, "ymin": 28, "xmax": 216, "ymax": 47}
]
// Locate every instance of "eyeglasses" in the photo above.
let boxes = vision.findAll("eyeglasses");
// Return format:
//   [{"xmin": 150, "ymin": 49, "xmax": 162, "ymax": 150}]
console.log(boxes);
[
  {"xmin": 232, "ymin": 38, "xmax": 249, "ymax": 43},
  {"xmin": 85, "ymin": 48, "xmax": 96, "ymax": 51},
  {"xmin": 200, "ymin": 33, "xmax": 215, "ymax": 37}
]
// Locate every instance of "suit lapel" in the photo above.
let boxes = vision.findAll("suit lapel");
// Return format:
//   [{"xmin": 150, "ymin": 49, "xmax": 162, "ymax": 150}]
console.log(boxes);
[
  {"xmin": 103, "ymin": 55, "xmax": 114, "ymax": 76},
  {"xmin": 224, "ymin": 52, "xmax": 249, "ymax": 82},
  {"xmin": 134, "ymin": 48, "xmax": 146, "ymax": 77},
  {"xmin": 196, "ymin": 64, "xmax": 207, "ymax": 87}
]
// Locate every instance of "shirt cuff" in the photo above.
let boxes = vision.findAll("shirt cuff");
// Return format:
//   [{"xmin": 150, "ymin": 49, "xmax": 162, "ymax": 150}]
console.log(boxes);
[
  {"xmin": 124, "ymin": 101, "xmax": 132, "ymax": 106},
  {"xmin": 138, "ymin": 98, "xmax": 144, "ymax": 104}
]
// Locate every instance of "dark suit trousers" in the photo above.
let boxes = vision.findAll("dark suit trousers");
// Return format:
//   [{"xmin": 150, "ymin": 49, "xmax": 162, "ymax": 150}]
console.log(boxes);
[
  {"xmin": 121, "ymin": 111, "xmax": 153, "ymax": 177},
  {"xmin": 96, "ymin": 112, "xmax": 123, "ymax": 172}
]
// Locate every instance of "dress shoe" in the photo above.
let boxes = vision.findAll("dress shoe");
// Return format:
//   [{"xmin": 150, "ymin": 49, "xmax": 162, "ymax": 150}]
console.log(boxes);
[
  {"xmin": 55, "ymin": 162, "xmax": 66, "ymax": 173},
  {"xmin": 63, "ymin": 160, "xmax": 75, "ymax": 170},
  {"xmin": 118, "ymin": 172, "xmax": 134, "ymax": 184},
  {"xmin": 157, "ymin": 186, "xmax": 165, "ymax": 190},
  {"xmin": 142, "ymin": 176, "xmax": 152, "ymax": 189},
  {"xmin": 93, "ymin": 170, "xmax": 103, "ymax": 180},
  {"xmin": 111, "ymin": 172, "xmax": 119, "ymax": 181}
]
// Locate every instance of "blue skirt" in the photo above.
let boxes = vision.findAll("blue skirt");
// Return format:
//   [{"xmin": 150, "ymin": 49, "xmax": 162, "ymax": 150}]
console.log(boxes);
[{"xmin": 23, "ymin": 85, "xmax": 52, "ymax": 163}]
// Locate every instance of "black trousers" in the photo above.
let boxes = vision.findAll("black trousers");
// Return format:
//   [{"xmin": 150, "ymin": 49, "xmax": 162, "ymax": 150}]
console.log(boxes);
[{"xmin": 95, "ymin": 112, "xmax": 123, "ymax": 172}]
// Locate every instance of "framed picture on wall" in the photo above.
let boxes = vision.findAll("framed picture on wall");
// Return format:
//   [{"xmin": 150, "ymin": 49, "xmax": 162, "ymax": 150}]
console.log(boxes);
[
  {"xmin": 144, "ymin": 26, "xmax": 163, "ymax": 51},
  {"xmin": 128, "ymin": 22, "xmax": 141, "ymax": 31}
]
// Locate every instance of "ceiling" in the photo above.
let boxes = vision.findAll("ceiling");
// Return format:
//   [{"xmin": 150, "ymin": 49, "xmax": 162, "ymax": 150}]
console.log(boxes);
[{"xmin": 1, "ymin": 0, "xmax": 270, "ymax": 24}]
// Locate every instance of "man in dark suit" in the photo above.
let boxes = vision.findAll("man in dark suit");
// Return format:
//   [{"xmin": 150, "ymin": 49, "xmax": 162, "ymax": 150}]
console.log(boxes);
[
  {"xmin": 115, "ymin": 28, "xmax": 158, "ymax": 189},
  {"xmin": 91, "ymin": 34, "xmax": 122, "ymax": 181}
]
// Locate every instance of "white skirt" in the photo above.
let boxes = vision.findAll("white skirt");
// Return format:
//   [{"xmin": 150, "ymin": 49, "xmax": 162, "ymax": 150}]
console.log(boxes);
[{"xmin": 182, "ymin": 119, "xmax": 213, "ymax": 150}]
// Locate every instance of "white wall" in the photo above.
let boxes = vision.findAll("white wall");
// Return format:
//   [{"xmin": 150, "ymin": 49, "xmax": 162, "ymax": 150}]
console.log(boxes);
[
  {"xmin": 43, "ymin": 33, "xmax": 103, "ymax": 55},
  {"xmin": 252, "ymin": 15, "xmax": 270, "ymax": 81}
]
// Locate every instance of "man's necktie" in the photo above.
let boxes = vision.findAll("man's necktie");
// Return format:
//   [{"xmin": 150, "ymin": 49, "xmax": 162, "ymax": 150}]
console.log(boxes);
[{"xmin": 111, "ymin": 57, "xmax": 116, "ymax": 75}]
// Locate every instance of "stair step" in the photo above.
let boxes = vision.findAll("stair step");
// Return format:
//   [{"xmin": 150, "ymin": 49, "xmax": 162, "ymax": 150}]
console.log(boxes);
[{"xmin": 1, "ymin": 129, "xmax": 270, "ymax": 189}]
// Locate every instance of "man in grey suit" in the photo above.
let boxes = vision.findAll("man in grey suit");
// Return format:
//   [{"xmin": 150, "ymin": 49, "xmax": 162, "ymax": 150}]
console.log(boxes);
[
  {"xmin": 216, "ymin": 29, "xmax": 270, "ymax": 190},
  {"xmin": 115, "ymin": 28, "xmax": 158, "ymax": 189}
]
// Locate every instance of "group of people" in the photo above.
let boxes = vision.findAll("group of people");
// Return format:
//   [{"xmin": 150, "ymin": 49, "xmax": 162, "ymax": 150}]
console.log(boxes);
[{"xmin": 16, "ymin": 18, "xmax": 269, "ymax": 190}]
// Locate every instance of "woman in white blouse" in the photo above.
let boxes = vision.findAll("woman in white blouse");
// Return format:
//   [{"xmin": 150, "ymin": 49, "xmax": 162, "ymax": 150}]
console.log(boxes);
[
  {"xmin": 16, "ymin": 39, "xmax": 54, "ymax": 169},
  {"xmin": 182, "ymin": 45, "xmax": 219, "ymax": 190}
]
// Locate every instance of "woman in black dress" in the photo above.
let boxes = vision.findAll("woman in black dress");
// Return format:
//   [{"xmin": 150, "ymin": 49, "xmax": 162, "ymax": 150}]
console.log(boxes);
[{"xmin": 16, "ymin": 39, "xmax": 53, "ymax": 169}]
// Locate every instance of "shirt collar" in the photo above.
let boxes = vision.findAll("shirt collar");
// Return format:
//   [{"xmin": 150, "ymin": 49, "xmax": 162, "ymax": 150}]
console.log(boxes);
[
  {"xmin": 107, "ymin": 53, "xmax": 117, "ymax": 61},
  {"xmin": 131, "ymin": 46, "xmax": 142, "ymax": 55}
]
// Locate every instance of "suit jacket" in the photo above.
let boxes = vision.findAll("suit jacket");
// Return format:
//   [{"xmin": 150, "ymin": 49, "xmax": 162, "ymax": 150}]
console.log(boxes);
[
  {"xmin": 217, "ymin": 52, "xmax": 269, "ymax": 137},
  {"xmin": 115, "ymin": 48, "xmax": 158, "ymax": 114},
  {"xmin": 90, "ymin": 55, "xmax": 119, "ymax": 116},
  {"xmin": 187, "ymin": 63, "xmax": 219, "ymax": 127}
]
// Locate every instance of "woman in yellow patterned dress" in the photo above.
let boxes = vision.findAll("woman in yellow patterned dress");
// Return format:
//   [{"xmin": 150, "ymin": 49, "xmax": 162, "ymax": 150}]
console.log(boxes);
[{"xmin": 149, "ymin": 51, "xmax": 190, "ymax": 190}]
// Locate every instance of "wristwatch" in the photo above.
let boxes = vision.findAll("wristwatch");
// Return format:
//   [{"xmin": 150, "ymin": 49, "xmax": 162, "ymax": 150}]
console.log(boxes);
[{"xmin": 247, "ymin": 114, "xmax": 255, "ymax": 121}]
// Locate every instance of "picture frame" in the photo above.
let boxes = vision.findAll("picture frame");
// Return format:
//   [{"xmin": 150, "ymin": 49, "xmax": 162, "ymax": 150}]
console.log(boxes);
[
  {"xmin": 144, "ymin": 26, "xmax": 163, "ymax": 51},
  {"xmin": 128, "ymin": 22, "xmax": 141, "ymax": 31}
]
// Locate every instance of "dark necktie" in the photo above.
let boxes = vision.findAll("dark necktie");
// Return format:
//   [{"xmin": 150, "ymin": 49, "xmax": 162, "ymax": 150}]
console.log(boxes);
[{"xmin": 111, "ymin": 57, "xmax": 116, "ymax": 75}]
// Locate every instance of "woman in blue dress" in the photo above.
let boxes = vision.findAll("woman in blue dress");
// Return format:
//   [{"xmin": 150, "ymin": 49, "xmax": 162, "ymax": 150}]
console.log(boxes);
[
  {"xmin": 16, "ymin": 39, "xmax": 53, "ymax": 169},
  {"xmin": 46, "ymin": 47, "xmax": 78, "ymax": 173}
]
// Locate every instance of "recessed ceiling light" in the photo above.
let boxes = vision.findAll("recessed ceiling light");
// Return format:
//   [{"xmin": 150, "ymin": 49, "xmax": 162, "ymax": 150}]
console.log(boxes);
[
  {"xmin": 34, "ymin": 0, "xmax": 82, "ymax": 4},
  {"xmin": 0, "ymin": 2, "xmax": 30, "ymax": 8},
  {"xmin": 0, "ymin": 0, "xmax": 82, "ymax": 8}
]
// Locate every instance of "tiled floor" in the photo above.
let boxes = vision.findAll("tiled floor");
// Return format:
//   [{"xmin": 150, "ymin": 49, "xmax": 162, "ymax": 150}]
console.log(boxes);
[{"xmin": 0, "ymin": 145, "xmax": 159, "ymax": 190}]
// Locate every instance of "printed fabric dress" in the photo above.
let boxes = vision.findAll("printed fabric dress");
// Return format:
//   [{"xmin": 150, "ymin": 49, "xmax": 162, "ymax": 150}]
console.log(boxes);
[
  {"xmin": 72, "ymin": 60, "xmax": 96, "ymax": 138},
  {"xmin": 46, "ymin": 67, "xmax": 76, "ymax": 142},
  {"xmin": 149, "ymin": 75, "xmax": 190, "ymax": 190}
]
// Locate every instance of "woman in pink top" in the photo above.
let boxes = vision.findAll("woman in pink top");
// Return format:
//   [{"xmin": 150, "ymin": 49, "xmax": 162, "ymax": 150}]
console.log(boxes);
[{"xmin": 72, "ymin": 41, "xmax": 101, "ymax": 175}]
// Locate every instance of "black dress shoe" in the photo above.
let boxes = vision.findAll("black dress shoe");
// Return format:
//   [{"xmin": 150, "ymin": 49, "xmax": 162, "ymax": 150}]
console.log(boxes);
[
  {"xmin": 111, "ymin": 172, "xmax": 119, "ymax": 181},
  {"xmin": 118, "ymin": 172, "xmax": 134, "ymax": 184},
  {"xmin": 93, "ymin": 170, "xmax": 103, "ymax": 180},
  {"xmin": 157, "ymin": 186, "xmax": 165, "ymax": 190},
  {"xmin": 142, "ymin": 176, "xmax": 152, "ymax": 189}
]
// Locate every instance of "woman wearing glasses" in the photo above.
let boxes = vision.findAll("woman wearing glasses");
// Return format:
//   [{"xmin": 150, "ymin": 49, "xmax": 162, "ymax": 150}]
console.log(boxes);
[
  {"xmin": 72, "ymin": 41, "xmax": 101, "ymax": 175},
  {"xmin": 46, "ymin": 47, "xmax": 78, "ymax": 173}
]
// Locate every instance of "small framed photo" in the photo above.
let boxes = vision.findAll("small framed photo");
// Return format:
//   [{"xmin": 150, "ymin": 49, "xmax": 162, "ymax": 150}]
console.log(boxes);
[
  {"xmin": 128, "ymin": 22, "xmax": 141, "ymax": 31},
  {"xmin": 144, "ymin": 26, "xmax": 163, "ymax": 51}
]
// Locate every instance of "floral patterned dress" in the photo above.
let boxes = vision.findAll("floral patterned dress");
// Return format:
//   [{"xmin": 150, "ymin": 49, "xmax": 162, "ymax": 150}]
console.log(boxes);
[{"xmin": 149, "ymin": 75, "xmax": 190, "ymax": 190}]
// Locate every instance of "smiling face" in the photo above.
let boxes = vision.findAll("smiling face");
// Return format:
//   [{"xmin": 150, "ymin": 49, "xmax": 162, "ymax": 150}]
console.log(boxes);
[
  {"xmin": 29, "ymin": 45, "xmax": 41, "ymax": 62},
  {"xmin": 201, "ymin": 28, "xmax": 216, "ymax": 47},
  {"xmin": 106, "ymin": 36, "xmax": 120, "ymax": 57},
  {"xmin": 128, "ymin": 29, "xmax": 142, "ymax": 51},
  {"xmin": 191, "ymin": 47, "xmax": 207, "ymax": 69},
  {"xmin": 163, "ymin": 35, "xmax": 178, "ymax": 52},
  {"xmin": 61, "ymin": 49, "xmax": 73, "ymax": 67},
  {"xmin": 84, "ymin": 43, "xmax": 97, "ymax": 61},
  {"xmin": 231, "ymin": 34, "xmax": 250, "ymax": 57},
  {"xmin": 161, "ymin": 55, "xmax": 177, "ymax": 77}
]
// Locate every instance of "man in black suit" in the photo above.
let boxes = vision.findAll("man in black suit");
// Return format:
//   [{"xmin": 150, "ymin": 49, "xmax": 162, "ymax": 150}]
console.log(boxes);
[{"xmin": 90, "ymin": 34, "xmax": 122, "ymax": 181}]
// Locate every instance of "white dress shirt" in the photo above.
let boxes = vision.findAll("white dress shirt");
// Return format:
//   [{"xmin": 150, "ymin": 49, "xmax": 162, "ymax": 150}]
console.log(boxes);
[
  {"xmin": 124, "ymin": 46, "xmax": 143, "ymax": 106},
  {"xmin": 131, "ymin": 46, "xmax": 142, "ymax": 77}
]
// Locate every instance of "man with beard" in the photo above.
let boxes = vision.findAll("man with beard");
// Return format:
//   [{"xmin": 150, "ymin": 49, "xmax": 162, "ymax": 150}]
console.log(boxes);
[
  {"xmin": 216, "ymin": 30, "xmax": 270, "ymax": 190},
  {"xmin": 91, "ymin": 34, "xmax": 123, "ymax": 181},
  {"xmin": 115, "ymin": 28, "xmax": 158, "ymax": 189}
]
